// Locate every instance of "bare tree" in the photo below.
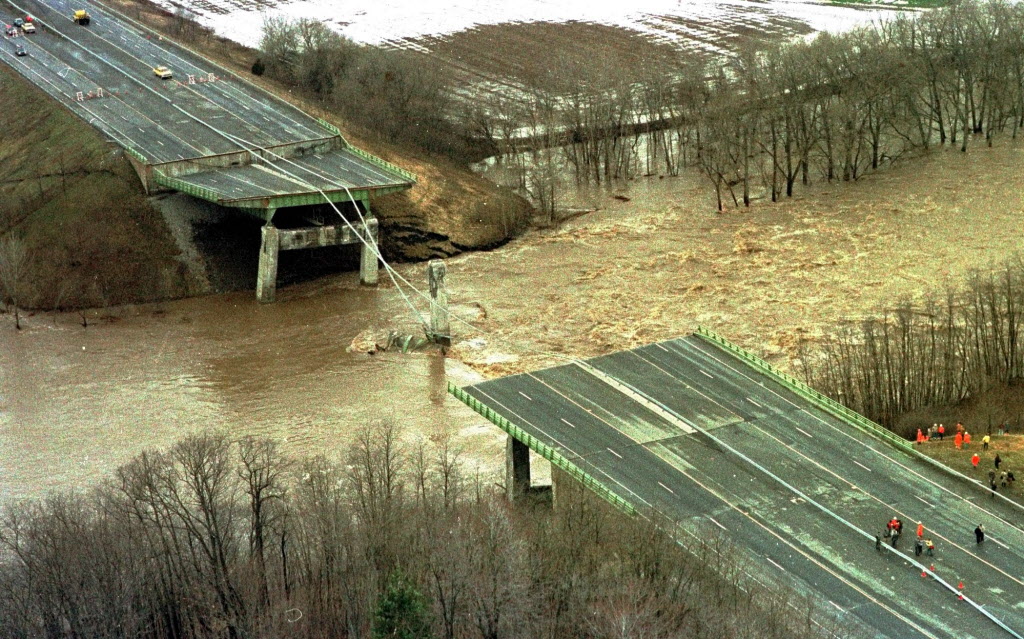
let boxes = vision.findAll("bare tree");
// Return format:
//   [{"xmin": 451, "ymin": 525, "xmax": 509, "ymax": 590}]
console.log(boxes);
[{"xmin": 0, "ymin": 236, "xmax": 30, "ymax": 329}]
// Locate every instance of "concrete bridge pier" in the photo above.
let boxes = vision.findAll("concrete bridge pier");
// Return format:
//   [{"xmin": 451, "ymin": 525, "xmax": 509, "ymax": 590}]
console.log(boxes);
[
  {"xmin": 359, "ymin": 215, "xmax": 379, "ymax": 286},
  {"xmin": 506, "ymin": 436, "xmax": 531, "ymax": 501},
  {"xmin": 256, "ymin": 213, "xmax": 379, "ymax": 303},
  {"xmin": 427, "ymin": 260, "xmax": 450, "ymax": 346},
  {"xmin": 257, "ymin": 212, "xmax": 280, "ymax": 303}
]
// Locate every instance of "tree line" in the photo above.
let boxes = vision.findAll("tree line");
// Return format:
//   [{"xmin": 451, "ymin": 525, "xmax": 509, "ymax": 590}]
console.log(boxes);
[
  {"xmin": 255, "ymin": 18, "xmax": 471, "ymax": 158},
  {"xmin": 799, "ymin": 253, "xmax": 1024, "ymax": 435},
  {"xmin": 0, "ymin": 424, "xmax": 849, "ymax": 639},
  {"xmin": 465, "ymin": 0, "xmax": 1024, "ymax": 214}
]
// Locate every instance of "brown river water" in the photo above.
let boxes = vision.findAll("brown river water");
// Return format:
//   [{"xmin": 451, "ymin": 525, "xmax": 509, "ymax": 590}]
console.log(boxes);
[
  {"xmin": 5, "ymin": 140, "xmax": 1024, "ymax": 502},
  {"xmin": 0, "ymin": 275, "xmax": 503, "ymax": 502}
]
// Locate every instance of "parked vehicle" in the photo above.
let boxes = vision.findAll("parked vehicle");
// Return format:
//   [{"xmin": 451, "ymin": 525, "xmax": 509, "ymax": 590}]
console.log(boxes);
[
  {"xmin": 20, "ymin": 22, "xmax": 34, "ymax": 33},
  {"xmin": 73, "ymin": 10, "xmax": 90, "ymax": 25},
  {"xmin": 153, "ymin": 65, "xmax": 172, "ymax": 79},
  {"xmin": 13, "ymin": 18, "xmax": 23, "ymax": 27},
  {"xmin": 15, "ymin": 44, "xmax": 26, "ymax": 56}
]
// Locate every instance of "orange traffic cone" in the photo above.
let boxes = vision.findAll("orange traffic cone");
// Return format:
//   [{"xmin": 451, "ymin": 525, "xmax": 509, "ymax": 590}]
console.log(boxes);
[{"xmin": 958, "ymin": 581, "xmax": 965, "ymax": 600}]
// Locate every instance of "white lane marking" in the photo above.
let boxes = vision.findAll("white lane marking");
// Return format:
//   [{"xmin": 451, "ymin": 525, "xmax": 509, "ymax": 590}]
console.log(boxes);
[
  {"xmin": 560, "ymin": 418, "xmax": 576, "ymax": 429},
  {"xmin": 747, "ymin": 397, "xmax": 763, "ymax": 408},
  {"xmin": 766, "ymin": 557, "xmax": 785, "ymax": 572},
  {"xmin": 708, "ymin": 516, "xmax": 728, "ymax": 531},
  {"xmin": 607, "ymin": 447, "xmax": 622, "ymax": 459},
  {"xmin": 989, "ymin": 536, "xmax": 1008, "ymax": 549},
  {"xmin": 795, "ymin": 426, "xmax": 813, "ymax": 438},
  {"xmin": 915, "ymin": 496, "xmax": 933, "ymax": 507},
  {"xmin": 518, "ymin": 391, "xmax": 532, "ymax": 401},
  {"xmin": 829, "ymin": 601, "xmax": 844, "ymax": 613},
  {"xmin": 699, "ymin": 369, "xmax": 714, "ymax": 379},
  {"xmin": 852, "ymin": 460, "xmax": 871, "ymax": 472},
  {"xmin": 658, "ymin": 481, "xmax": 675, "ymax": 495}
]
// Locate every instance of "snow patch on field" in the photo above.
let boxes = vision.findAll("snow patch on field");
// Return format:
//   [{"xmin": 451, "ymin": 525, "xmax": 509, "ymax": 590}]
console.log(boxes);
[{"xmin": 153, "ymin": 0, "xmax": 904, "ymax": 48}]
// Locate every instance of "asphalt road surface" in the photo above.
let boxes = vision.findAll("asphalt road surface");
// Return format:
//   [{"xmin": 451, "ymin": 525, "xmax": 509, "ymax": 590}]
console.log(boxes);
[
  {"xmin": 462, "ymin": 334, "xmax": 1024, "ymax": 639},
  {"xmin": 1, "ymin": 0, "xmax": 333, "ymax": 162}
]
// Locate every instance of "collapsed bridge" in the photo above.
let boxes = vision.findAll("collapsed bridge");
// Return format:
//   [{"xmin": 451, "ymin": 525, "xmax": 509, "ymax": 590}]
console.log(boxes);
[
  {"xmin": 451, "ymin": 328, "xmax": 1024, "ymax": 639},
  {"xmin": 1, "ymin": 0, "xmax": 415, "ymax": 300}
]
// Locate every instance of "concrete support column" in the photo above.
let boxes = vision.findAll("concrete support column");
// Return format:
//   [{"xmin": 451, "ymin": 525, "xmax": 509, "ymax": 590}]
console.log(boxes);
[
  {"xmin": 506, "ymin": 435, "xmax": 531, "ymax": 501},
  {"xmin": 359, "ymin": 217, "xmax": 379, "ymax": 286},
  {"xmin": 427, "ymin": 259, "xmax": 450, "ymax": 346},
  {"xmin": 256, "ymin": 222, "xmax": 280, "ymax": 303}
]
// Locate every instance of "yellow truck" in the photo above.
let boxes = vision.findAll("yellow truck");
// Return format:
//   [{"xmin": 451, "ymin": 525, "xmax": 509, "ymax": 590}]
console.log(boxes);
[{"xmin": 73, "ymin": 10, "xmax": 90, "ymax": 25}]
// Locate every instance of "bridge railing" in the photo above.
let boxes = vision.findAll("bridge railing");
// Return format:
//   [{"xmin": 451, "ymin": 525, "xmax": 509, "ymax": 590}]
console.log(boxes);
[
  {"xmin": 695, "ymin": 326, "xmax": 912, "ymax": 452},
  {"xmin": 448, "ymin": 381, "xmax": 636, "ymax": 516},
  {"xmin": 315, "ymin": 117, "xmax": 417, "ymax": 184},
  {"xmin": 124, "ymin": 146, "xmax": 148, "ymax": 164}
]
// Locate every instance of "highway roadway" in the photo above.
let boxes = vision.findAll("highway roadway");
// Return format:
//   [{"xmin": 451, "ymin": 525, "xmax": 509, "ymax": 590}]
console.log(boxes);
[
  {"xmin": 1, "ymin": 0, "xmax": 332, "ymax": 162},
  {"xmin": 461, "ymin": 334, "xmax": 1024, "ymax": 639}
]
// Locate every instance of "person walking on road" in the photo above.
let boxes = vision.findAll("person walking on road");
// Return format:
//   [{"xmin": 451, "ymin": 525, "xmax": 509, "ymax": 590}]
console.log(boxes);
[
  {"xmin": 876, "ymin": 532, "xmax": 883, "ymax": 552},
  {"xmin": 925, "ymin": 539, "xmax": 935, "ymax": 556},
  {"xmin": 916, "ymin": 522, "xmax": 924, "ymax": 538},
  {"xmin": 975, "ymin": 524, "xmax": 985, "ymax": 544},
  {"xmin": 983, "ymin": 434, "xmax": 991, "ymax": 450},
  {"xmin": 914, "ymin": 538, "xmax": 924, "ymax": 556},
  {"xmin": 972, "ymin": 453, "xmax": 980, "ymax": 468}
]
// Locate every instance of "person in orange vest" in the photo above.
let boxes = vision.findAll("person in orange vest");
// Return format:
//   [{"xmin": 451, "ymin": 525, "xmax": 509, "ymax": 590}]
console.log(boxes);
[
  {"xmin": 954, "ymin": 431, "xmax": 963, "ymax": 450},
  {"xmin": 916, "ymin": 428, "xmax": 924, "ymax": 444},
  {"xmin": 916, "ymin": 522, "xmax": 924, "ymax": 538},
  {"xmin": 972, "ymin": 453, "xmax": 980, "ymax": 468},
  {"xmin": 964, "ymin": 431, "xmax": 972, "ymax": 448},
  {"xmin": 937, "ymin": 424, "xmax": 945, "ymax": 441}
]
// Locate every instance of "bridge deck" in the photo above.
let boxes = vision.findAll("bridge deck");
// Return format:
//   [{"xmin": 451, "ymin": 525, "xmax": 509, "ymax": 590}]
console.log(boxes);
[
  {"xmin": 1, "ymin": 0, "xmax": 411, "ymax": 201},
  {"xmin": 455, "ymin": 333, "xmax": 1024, "ymax": 639},
  {"xmin": 162, "ymin": 148, "xmax": 412, "ymax": 205}
]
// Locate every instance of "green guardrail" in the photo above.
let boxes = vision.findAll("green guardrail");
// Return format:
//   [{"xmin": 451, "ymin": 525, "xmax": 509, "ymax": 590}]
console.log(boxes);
[
  {"xmin": 153, "ymin": 171, "xmax": 221, "ymax": 204},
  {"xmin": 124, "ymin": 146, "xmax": 148, "ymax": 164},
  {"xmin": 345, "ymin": 144, "xmax": 418, "ymax": 184},
  {"xmin": 448, "ymin": 382, "xmax": 636, "ymax": 516},
  {"xmin": 695, "ymin": 326, "xmax": 912, "ymax": 452},
  {"xmin": 316, "ymin": 117, "xmax": 342, "ymax": 138}
]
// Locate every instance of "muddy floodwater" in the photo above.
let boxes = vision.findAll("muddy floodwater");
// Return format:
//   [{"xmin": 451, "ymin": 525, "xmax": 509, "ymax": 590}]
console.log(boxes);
[
  {"xmin": 4, "ymin": 141, "xmax": 1024, "ymax": 502},
  {"xmin": 0, "ymin": 278, "xmax": 502, "ymax": 502}
]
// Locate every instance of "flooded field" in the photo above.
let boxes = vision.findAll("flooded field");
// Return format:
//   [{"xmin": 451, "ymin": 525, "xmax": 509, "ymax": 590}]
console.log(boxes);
[{"xmin": 3, "ymin": 139, "xmax": 1023, "ymax": 502}]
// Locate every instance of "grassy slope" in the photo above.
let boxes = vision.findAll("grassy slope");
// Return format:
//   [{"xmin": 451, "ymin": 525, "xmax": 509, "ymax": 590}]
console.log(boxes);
[{"xmin": 0, "ymin": 62, "xmax": 187, "ymax": 308}]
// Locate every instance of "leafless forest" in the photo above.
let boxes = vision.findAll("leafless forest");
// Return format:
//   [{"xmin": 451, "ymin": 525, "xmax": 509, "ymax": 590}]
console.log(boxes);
[
  {"xmin": 462, "ymin": 0, "xmax": 1024, "ymax": 214},
  {"xmin": 800, "ymin": 253, "xmax": 1024, "ymax": 436},
  {"xmin": 0, "ymin": 425, "xmax": 845, "ymax": 639}
]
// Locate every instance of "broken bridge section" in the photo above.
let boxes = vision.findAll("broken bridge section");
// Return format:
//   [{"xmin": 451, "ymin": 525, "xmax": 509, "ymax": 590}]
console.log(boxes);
[
  {"xmin": 450, "ymin": 328, "xmax": 1024, "ymax": 639},
  {"xmin": 1, "ymin": 0, "xmax": 415, "ymax": 301}
]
